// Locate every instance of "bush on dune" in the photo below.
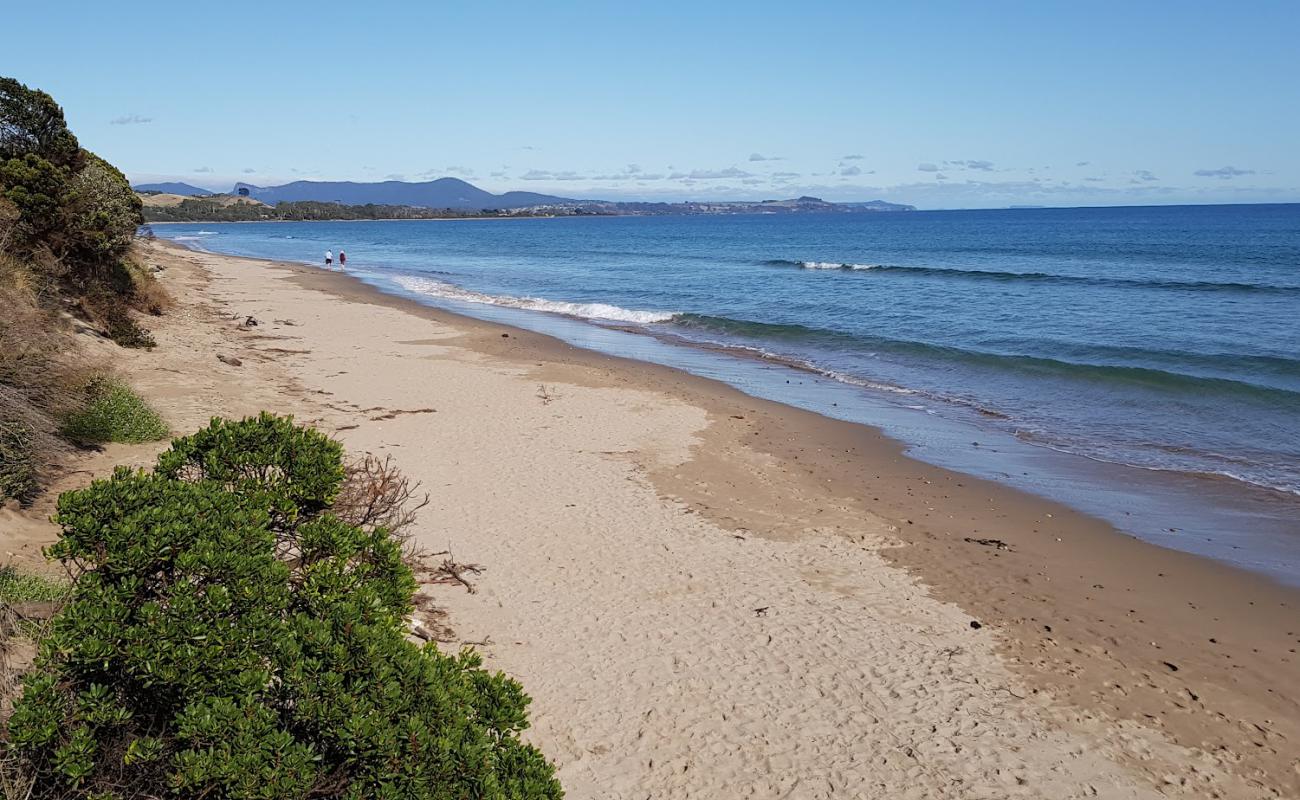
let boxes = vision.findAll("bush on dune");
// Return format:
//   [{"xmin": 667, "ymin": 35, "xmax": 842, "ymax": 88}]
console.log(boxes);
[
  {"xmin": 1, "ymin": 76, "xmax": 163, "ymax": 337},
  {"xmin": 0, "ymin": 76, "xmax": 170, "ymax": 503},
  {"xmin": 60, "ymin": 377, "xmax": 168, "ymax": 445},
  {"xmin": 3, "ymin": 414, "xmax": 562, "ymax": 799}
]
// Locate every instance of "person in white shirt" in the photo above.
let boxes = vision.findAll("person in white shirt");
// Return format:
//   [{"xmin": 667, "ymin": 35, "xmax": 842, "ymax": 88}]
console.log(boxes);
[{"xmin": 325, "ymin": 250, "xmax": 333, "ymax": 268}]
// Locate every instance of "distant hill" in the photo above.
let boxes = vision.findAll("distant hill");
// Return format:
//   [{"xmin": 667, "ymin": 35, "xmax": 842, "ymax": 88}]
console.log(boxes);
[
  {"xmin": 133, "ymin": 177, "xmax": 913, "ymax": 217},
  {"xmin": 842, "ymin": 200, "xmax": 916, "ymax": 212},
  {"xmin": 137, "ymin": 192, "xmax": 269, "ymax": 209},
  {"xmin": 132, "ymin": 182, "xmax": 215, "ymax": 196},
  {"xmin": 230, "ymin": 178, "xmax": 574, "ymax": 210},
  {"xmin": 578, "ymin": 195, "xmax": 916, "ymax": 215}
]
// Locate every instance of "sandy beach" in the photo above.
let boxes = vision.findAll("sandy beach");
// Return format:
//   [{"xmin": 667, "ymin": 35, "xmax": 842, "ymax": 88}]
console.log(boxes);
[{"xmin": 4, "ymin": 239, "xmax": 1297, "ymax": 799}]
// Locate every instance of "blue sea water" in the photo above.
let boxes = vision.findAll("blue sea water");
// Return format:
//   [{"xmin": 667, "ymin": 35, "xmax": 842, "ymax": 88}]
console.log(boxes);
[{"xmin": 156, "ymin": 204, "xmax": 1300, "ymax": 581}]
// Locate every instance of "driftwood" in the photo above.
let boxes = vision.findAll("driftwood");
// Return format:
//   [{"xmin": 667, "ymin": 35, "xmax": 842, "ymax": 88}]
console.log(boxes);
[
  {"xmin": 433, "ymin": 558, "xmax": 483, "ymax": 594},
  {"xmin": 963, "ymin": 537, "xmax": 1011, "ymax": 551}
]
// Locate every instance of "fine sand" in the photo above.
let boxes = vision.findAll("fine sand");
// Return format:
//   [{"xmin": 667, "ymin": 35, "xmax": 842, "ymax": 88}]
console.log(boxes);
[{"xmin": 3, "ymin": 239, "xmax": 1297, "ymax": 799}]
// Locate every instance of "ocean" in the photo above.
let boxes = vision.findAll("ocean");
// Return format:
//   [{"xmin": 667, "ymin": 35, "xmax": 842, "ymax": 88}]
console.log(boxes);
[{"xmin": 155, "ymin": 204, "xmax": 1300, "ymax": 582}]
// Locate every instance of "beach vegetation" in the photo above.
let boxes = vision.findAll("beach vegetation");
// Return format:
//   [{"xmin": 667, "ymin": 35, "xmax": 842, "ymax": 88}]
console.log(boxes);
[
  {"xmin": 3, "ymin": 414, "xmax": 562, "ymax": 799},
  {"xmin": 0, "ymin": 75, "xmax": 170, "ymax": 502},
  {"xmin": 60, "ymin": 377, "xmax": 168, "ymax": 445},
  {"xmin": 0, "ymin": 565, "xmax": 69, "ymax": 607}
]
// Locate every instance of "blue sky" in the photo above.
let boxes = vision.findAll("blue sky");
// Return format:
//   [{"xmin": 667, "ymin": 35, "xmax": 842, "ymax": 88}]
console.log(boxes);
[{"xmin": 5, "ymin": 1, "xmax": 1298, "ymax": 208}]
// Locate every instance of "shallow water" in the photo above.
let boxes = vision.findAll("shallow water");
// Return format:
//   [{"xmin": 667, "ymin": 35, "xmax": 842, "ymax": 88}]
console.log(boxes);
[{"xmin": 155, "ymin": 204, "xmax": 1300, "ymax": 583}]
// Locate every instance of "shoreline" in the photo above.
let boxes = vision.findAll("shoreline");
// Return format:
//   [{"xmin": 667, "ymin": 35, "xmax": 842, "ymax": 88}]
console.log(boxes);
[
  {"xmin": 146, "ymin": 215, "xmax": 575, "ymax": 224},
  {"xmin": 7, "ymin": 238, "xmax": 1296, "ymax": 795},
  {"xmin": 148, "ymin": 222, "xmax": 1300, "ymax": 570},
  {"xmin": 162, "ymin": 239, "xmax": 1300, "ymax": 794}
]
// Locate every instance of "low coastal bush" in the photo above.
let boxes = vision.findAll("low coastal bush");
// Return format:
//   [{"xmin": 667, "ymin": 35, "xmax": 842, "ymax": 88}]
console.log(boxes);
[
  {"xmin": 60, "ymin": 377, "xmax": 168, "ymax": 445},
  {"xmin": 4, "ymin": 414, "xmax": 562, "ymax": 799},
  {"xmin": 0, "ymin": 565, "xmax": 69, "ymax": 606}
]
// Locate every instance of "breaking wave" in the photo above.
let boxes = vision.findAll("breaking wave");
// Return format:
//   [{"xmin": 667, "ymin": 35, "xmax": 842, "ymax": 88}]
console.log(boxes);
[{"xmin": 391, "ymin": 275, "xmax": 676, "ymax": 324}]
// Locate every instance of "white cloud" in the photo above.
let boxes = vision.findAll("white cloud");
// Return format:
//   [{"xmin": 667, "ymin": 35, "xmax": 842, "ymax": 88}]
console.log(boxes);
[
  {"xmin": 1193, "ymin": 166, "xmax": 1254, "ymax": 179},
  {"xmin": 917, "ymin": 163, "xmax": 940, "ymax": 172},
  {"xmin": 678, "ymin": 167, "xmax": 754, "ymax": 180},
  {"xmin": 520, "ymin": 169, "xmax": 586, "ymax": 181},
  {"xmin": 110, "ymin": 114, "xmax": 152, "ymax": 125}
]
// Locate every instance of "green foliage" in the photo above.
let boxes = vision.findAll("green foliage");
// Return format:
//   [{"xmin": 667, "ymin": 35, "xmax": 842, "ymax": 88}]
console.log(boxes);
[
  {"xmin": 141, "ymin": 197, "xmax": 272, "ymax": 223},
  {"xmin": 140, "ymin": 198, "xmax": 519, "ymax": 223},
  {"xmin": 0, "ymin": 76, "xmax": 148, "ymax": 312},
  {"xmin": 4, "ymin": 414, "xmax": 563, "ymax": 799},
  {"xmin": 0, "ymin": 564, "xmax": 69, "ymax": 605},
  {"xmin": 0, "ymin": 152, "xmax": 68, "ymax": 250},
  {"xmin": 62, "ymin": 153, "xmax": 143, "ymax": 270},
  {"xmin": 0, "ymin": 77, "xmax": 169, "ymax": 504},
  {"xmin": 0, "ymin": 77, "xmax": 83, "ymax": 170},
  {"xmin": 154, "ymin": 412, "xmax": 344, "ymax": 524},
  {"xmin": 60, "ymin": 378, "xmax": 169, "ymax": 445}
]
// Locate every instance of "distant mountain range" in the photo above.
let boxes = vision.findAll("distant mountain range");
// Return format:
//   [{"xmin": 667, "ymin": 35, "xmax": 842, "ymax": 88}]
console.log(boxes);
[
  {"xmin": 229, "ymin": 178, "xmax": 572, "ymax": 210},
  {"xmin": 133, "ymin": 181, "xmax": 214, "ymax": 196},
  {"xmin": 131, "ymin": 178, "xmax": 914, "ymax": 214}
]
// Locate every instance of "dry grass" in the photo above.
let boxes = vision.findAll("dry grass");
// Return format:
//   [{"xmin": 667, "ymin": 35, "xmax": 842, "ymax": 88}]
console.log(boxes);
[
  {"xmin": 0, "ymin": 256, "xmax": 81, "ymax": 504},
  {"xmin": 124, "ymin": 245, "xmax": 171, "ymax": 316},
  {"xmin": 0, "ymin": 245, "xmax": 171, "ymax": 503}
]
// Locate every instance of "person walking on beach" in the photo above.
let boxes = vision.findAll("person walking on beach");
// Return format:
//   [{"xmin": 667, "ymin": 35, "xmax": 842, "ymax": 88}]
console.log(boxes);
[
  {"xmin": 325, "ymin": 250, "xmax": 333, "ymax": 268},
  {"xmin": 339, "ymin": 251, "xmax": 346, "ymax": 270}
]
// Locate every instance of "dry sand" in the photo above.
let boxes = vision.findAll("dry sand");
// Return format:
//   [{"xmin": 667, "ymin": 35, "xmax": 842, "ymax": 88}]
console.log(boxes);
[{"xmin": 3, "ymin": 240, "xmax": 1297, "ymax": 798}]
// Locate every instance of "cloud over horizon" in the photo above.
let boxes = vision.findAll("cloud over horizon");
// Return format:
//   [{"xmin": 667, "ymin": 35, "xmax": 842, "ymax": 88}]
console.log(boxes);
[
  {"xmin": 520, "ymin": 169, "xmax": 586, "ymax": 181},
  {"xmin": 1194, "ymin": 166, "xmax": 1254, "ymax": 179},
  {"xmin": 670, "ymin": 167, "xmax": 754, "ymax": 180}
]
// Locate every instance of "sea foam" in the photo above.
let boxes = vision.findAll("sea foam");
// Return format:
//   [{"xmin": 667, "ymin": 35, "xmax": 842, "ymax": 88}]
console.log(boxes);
[
  {"xmin": 799, "ymin": 261, "xmax": 880, "ymax": 270},
  {"xmin": 392, "ymin": 275, "xmax": 676, "ymax": 324}
]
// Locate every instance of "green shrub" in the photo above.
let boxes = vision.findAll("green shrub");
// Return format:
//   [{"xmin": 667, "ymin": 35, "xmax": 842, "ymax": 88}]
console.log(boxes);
[
  {"xmin": 155, "ymin": 412, "xmax": 345, "ymax": 526},
  {"xmin": 60, "ymin": 378, "xmax": 168, "ymax": 444},
  {"xmin": 62, "ymin": 153, "xmax": 142, "ymax": 268},
  {"xmin": 0, "ymin": 564, "xmax": 69, "ymax": 605},
  {"xmin": 5, "ymin": 414, "xmax": 561, "ymax": 799}
]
